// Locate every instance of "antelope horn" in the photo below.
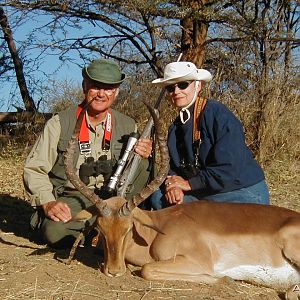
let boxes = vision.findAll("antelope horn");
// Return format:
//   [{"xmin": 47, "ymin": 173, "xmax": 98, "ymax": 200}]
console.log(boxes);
[
  {"xmin": 64, "ymin": 101, "xmax": 112, "ymax": 216},
  {"xmin": 119, "ymin": 101, "xmax": 170, "ymax": 216}
]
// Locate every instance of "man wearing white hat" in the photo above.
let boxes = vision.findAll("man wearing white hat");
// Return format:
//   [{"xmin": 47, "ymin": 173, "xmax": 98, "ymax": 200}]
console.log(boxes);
[{"xmin": 150, "ymin": 61, "xmax": 269, "ymax": 209}]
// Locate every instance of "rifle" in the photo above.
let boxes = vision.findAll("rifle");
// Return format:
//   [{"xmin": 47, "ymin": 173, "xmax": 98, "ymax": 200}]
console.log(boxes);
[
  {"xmin": 117, "ymin": 54, "xmax": 183, "ymax": 197},
  {"xmin": 117, "ymin": 90, "xmax": 164, "ymax": 197}
]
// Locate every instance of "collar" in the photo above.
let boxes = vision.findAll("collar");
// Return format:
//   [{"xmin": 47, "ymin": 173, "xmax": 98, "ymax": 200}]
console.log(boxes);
[{"xmin": 179, "ymin": 81, "xmax": 200, "ymax": 124}]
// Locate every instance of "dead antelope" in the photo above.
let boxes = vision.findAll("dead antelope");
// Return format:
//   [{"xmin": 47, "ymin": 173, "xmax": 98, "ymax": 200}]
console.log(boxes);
[{"xmin": 64, "ymin": 102, "xmax": 300, "ymax": 298}]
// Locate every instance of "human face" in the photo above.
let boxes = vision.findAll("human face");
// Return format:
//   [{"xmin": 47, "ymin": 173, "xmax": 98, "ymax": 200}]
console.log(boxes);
[
  {"xmin": 83, "ymin": 79, "xmax": 119, "ymax": 115},
  {"xmin": 166, "ymin": 80, "xmax": 201, "ymax": 109}
]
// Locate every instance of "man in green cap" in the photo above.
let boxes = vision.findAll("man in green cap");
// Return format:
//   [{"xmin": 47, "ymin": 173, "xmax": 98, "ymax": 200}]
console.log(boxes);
[{"xmin": 24, "ymin": 58, "xmax": 153, "ymax": 248}]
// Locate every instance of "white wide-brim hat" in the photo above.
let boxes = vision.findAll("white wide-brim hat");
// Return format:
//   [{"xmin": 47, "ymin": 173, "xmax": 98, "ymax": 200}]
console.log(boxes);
[{"xmin": 152, "ymin": 61, "xmax": 212, "ymax": 86}]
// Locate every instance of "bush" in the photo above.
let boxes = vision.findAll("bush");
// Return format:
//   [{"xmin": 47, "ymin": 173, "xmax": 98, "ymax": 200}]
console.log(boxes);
[{"xmin": 1, "ymin": 72, "xmax": 299, "ymax": 168}]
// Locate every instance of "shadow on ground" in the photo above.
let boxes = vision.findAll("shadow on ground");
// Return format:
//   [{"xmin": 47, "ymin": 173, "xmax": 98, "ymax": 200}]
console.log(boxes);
[
  {"xmin": 0, "ymin": 193, "xmax": 104, "ymax": 269},
  {"xmin": 0, "ymin": 194, "xmax": 38, "ymax": 241}
]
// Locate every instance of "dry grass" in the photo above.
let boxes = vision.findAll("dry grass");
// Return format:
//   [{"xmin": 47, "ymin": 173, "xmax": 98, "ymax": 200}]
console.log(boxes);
[
  {"xmin": 215, "ymin": 76, "xmax": 300, "ymax": 166},
  {"xmin": 266, "ymin": 158, "xmax": 300, "ymax": 210},
  {"xmin": 0, "ymin": 145, "xmax": 298, "ymax": 299}
]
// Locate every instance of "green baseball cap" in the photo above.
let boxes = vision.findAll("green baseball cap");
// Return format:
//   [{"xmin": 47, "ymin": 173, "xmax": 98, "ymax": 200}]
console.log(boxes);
[{"xmin": 82, "ymin": 59, "xmax": 125, "ymax": 84}]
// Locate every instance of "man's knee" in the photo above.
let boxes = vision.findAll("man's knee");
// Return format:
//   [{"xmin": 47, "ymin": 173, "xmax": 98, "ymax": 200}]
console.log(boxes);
[{"xmin": 41, "ymin": 218, "xmax": 84, "ymax": 248}]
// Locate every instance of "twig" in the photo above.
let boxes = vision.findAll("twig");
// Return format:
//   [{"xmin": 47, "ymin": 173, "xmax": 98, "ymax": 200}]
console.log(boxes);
[
  {"xmin": 33, "ymin": 277, "xmax": 37, "ymax": 300},
  {"xmin": 70, "ymin": 279, "xmax": 80, "ymax": 300}
]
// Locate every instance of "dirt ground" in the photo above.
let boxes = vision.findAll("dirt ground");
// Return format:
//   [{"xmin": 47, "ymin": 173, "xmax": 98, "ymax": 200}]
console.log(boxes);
[{"xmin": 0, "ymin": 155, "xmax": 299, "ymax": 300}]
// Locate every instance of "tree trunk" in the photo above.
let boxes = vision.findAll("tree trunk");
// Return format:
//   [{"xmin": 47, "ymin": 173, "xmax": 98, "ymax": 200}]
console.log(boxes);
[
  {"xmin": 284, "ymin": 0, "xmax": 292, "ymax": 76},
  {"xmin": 180, "ymin": 0, "xmax": 209, "ymax": 67},
  {"xmin": 0, "ymin": 7, "xmax": 37, "ymax": 112}
]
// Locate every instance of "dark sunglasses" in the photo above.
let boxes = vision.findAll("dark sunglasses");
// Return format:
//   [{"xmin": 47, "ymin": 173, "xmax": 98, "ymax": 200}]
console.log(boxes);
[{"xmin": 165, "ymin": 81, "xmax": 192, "ymax": 93}]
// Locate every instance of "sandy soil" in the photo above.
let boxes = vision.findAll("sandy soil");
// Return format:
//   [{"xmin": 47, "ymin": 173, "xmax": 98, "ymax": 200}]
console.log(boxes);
[{"xmin": 0, "ymin": 156, "xmax": 299, "ymax": 300}]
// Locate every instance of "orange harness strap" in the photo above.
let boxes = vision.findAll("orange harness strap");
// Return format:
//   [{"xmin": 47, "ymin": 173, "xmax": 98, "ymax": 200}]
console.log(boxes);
[{"xmin": 76, "ymin": 105, "xmax": 112, "ymax": 152}]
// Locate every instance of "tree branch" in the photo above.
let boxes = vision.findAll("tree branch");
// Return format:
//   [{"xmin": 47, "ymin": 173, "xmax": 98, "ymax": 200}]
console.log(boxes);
[{"xmin": 0, "ymin": 111, "xmax": 52, "ymax": 125}]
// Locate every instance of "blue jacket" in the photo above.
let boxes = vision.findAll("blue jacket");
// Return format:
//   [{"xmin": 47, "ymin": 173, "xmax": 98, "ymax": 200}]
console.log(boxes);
[{"xmin": 168, "ymin": 99, "xmax": 265, "ymax": 196}]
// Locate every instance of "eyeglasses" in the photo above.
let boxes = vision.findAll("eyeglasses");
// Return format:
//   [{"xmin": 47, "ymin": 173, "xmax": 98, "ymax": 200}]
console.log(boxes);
[
  {"xmin": 90, "ymin": 85, "xmax": 117, "ymax": 96},
  {"xmin": 100, "ymin": 88, "xmax": 117, "ymax": 96},
  {"xmin": 165, "ymin": 81, "xmax": 193, "ymax": 93}
]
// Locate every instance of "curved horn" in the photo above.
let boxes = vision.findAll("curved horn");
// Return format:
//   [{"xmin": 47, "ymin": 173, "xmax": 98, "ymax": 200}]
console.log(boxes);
[
  {"xmin": 64, "ymin": 101, "xmax": 112, "ymax": 216},
  {"xmin": 119, "ymin": 101, "xmax": 170, "ymax": 215}
]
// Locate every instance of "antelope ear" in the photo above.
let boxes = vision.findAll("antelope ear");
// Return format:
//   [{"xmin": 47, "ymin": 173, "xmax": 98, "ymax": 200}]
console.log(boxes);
[
  {"xmin": 132, "ymin": 208, "xmax": 165, "ymax": 234},
  {"xmin": 73, "ymin": 205, "xmax": 98, "ymax": 221}
]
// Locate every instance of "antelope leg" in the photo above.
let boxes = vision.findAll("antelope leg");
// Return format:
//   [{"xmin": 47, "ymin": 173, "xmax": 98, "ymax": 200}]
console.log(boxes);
[
  {"xmin": 66, "ymin": 231, "xmax": 85, "ymax": 265},
  {"xmin": 141, "ymin": 255, "xmax": 217, "ymax": 283}
]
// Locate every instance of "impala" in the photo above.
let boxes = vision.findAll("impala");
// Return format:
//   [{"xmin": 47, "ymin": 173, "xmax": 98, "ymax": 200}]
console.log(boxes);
[{"xmin": 64, "ymin": 102, "xmax": 300, "ymax": 299}]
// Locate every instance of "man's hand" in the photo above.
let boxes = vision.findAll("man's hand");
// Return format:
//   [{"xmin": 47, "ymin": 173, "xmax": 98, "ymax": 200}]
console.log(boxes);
[
  {"xmin": 42, "ymin": 201, "xmax": 72, "ymax": 223},
  {"xmin": 134, "ymin": 138, "xmax": 153, "ymax": 158}
]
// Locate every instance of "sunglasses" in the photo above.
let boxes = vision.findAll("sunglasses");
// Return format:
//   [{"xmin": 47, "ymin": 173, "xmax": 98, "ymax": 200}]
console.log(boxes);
[{"xmin": 165, "ymin": 81, "xmax": 193, "ymax": 93}]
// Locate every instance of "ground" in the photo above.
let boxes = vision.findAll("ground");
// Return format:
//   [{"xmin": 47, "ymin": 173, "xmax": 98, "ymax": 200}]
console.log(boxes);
[{"xmin": 0, "ymin": 156, "xmax": 299, "ymax": 300}]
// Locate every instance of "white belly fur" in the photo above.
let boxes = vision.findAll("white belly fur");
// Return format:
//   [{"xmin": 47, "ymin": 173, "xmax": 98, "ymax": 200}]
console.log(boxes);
[{"xmin": 214, "ymin": 261, "xmax": 300, "ymax": 289}]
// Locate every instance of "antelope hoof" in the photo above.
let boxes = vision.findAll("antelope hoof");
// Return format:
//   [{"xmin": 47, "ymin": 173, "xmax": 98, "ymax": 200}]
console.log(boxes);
[{"xmin": 217, "ymin": 276, "xmax": 238, "ymax": 287}]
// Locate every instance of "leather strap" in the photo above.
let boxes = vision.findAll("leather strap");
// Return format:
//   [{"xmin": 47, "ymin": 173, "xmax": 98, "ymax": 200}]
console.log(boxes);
[{"xmin": 193, "ymin": 97, "xmax": 207, "ymax": 143}]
